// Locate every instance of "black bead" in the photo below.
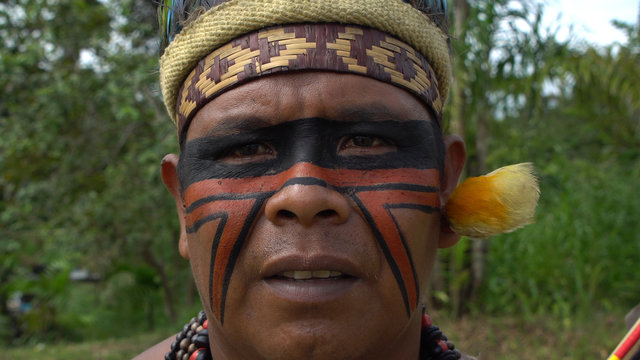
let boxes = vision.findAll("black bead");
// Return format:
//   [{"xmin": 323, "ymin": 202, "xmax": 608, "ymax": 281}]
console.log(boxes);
[
  {"xmin": 193, "ymin": 330, "xmax": 210, "ymax": 348},
  {"xmin": 165, "ymin": 350, "xmax": 177, "ymax": 360},
  {"xmin": 170, "ymin": 340, "xmax": 179, "ymax": 352},
  {"xmin": 197, "ymin": 310, "xmax": 207, "ymax": 323}
]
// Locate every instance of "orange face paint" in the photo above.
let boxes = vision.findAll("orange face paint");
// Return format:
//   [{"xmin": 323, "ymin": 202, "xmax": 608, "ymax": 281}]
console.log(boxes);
[{"xmin": 179, "ymin": 118, "xmax": 444, "ymax": 323}]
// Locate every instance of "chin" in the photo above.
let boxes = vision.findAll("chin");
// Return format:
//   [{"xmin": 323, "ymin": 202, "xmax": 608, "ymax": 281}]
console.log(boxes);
[
  {"xmin": 236, "ymin": 320, "xmax": 389, "ymax": 360},
  {"xmin": 218, "ymin": 287, "xmax": 412, "ymax": 360}
]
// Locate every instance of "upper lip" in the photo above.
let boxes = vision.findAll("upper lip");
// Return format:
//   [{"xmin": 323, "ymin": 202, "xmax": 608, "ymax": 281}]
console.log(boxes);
[{"xmin": 260, "ymin": 253, "xmax": 363, "ymax": 279}]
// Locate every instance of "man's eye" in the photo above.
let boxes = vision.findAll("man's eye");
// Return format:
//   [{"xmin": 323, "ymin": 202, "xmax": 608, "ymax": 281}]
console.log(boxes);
[
  {"xmin": 349, "ymin": 136, "xmax": 385, "ymax": 147},
  {"xmin": 339, "ymin": 135, "xmax": 395, "ymax": 155},
  {"xmin": 221, "ymin": 143, "xmax": 274, "ymax": 162}
]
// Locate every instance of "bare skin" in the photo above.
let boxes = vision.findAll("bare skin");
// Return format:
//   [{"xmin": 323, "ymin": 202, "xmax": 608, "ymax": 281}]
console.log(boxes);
[{"xmin": 140, "ymin": 72, "xmax": 465, "ymax": 360}]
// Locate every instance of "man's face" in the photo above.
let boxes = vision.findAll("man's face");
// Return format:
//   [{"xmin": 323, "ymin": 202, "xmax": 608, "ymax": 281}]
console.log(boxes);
[{"xmin": 163, "ymin": 72, "xmax": 464, "ymax": 359}]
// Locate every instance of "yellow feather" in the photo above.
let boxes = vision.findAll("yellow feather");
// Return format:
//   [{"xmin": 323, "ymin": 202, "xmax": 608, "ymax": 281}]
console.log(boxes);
[{"xmin": 445, "ymin": 163, "xmax": 540, "ymax": 238}]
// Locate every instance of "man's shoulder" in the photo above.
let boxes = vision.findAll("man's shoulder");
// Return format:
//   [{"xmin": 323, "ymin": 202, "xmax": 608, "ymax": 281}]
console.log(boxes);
[{"xmin": 132, "ymin": 334, "xmax": 174, "ymax": 360}]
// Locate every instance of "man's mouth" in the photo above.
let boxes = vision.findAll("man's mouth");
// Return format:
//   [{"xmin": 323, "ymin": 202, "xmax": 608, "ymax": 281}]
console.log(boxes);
[
  {"xmin": 275, "ymin": 270, "xmax": 344, "ymax": 280},
  {"xmin": 260, "ymin": 255, "xmax": 361, "ymax": 302}
]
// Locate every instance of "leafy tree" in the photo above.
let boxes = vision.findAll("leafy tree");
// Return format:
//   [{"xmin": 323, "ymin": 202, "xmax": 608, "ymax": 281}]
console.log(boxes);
[
  {"xmin": 1, "ymin": 0, "xmax": 191, "ymax": 342},
  {"xmin": 437, "ymin": 0, "xmax": 571, "ymax": 315}
]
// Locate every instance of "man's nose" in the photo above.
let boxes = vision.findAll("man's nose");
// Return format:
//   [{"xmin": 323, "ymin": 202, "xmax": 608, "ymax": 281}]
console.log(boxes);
[{"xmin": 264, "ymin": 166, "xmax": 351, "ymax": 227}]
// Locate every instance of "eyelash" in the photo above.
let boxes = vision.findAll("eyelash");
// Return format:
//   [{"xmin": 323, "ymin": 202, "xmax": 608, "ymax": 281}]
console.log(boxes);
[
  {"xmin": 339, "ymin": 135, "xmax": 393, "ymax": 149},
  {"xmin": 218, "ymin": 134, "xmax": 394, "ymax": 163},
  {"xmin": 220, "ymin": 142, "xmax": 274, "ymax": 162}
]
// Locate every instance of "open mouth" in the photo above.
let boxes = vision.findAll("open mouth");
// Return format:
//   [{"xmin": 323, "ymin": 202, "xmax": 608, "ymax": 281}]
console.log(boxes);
[
  {"xmin": 260, "ymin": 254, "xmax": 362, "ymax": 302},
  {"xmin": 273, "ymin": 270, "xmax": 347, "ymax": 280},
  {"xmin": 263, "ymin": 269, "xmax": 358, "ymax": 302}
]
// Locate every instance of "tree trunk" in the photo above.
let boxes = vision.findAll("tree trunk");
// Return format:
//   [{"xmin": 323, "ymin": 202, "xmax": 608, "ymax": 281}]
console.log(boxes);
[
  {"xmin": 470, "ymin": 109, "xmax": 490, "ymax": 301},
  {"xmin": 450, "ymin": 0, "xmax": 469, "ymax": 139},
  {"xmin": 443, "ymin": 0, "xmax": 471, "ymax": 317}
]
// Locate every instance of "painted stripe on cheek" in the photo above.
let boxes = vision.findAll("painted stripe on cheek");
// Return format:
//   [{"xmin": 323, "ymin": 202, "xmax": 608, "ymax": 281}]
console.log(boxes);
[
  {"xmin": 184, "ymin": 165, "xmax": 441, "ymax": 322},
  {"xmin": 185, "ymin": 196, "xmax": 267, "ymax": 323},
  {"xmin": 351, "ymin": 186, "xmax": 439, "ymax": 315}
]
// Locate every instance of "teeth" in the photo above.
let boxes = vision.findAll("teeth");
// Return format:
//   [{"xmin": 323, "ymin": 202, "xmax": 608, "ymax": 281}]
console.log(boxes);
[
  {"xmin": 294, "ymin": 271, "xmax": 312, "ymax": 280},
  {"xmin": 279, "ymin": 270, "xmax": 343, "ymax": 279},
  {"xmin": 312, "ymin": 270, "xmax": 331, "ymax": 278}
]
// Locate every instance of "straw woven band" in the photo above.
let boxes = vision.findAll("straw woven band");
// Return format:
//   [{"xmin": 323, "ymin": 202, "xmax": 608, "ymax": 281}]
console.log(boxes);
[
  {"xmin": 175, "ymin": 23, "xmax": 443, "ymax": 140},
  {"xmin": 159, "ymin": 0, "xmax": 451, "ymax": 127}
]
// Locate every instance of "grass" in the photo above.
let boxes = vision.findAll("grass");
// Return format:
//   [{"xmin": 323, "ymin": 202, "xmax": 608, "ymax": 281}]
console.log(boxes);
[
  {"xmin": 1, "ymin": 313, "xmax": 636, "ymax": 359},
  {"xmin": 431, "ymin": 311, "xmax": 635, "ymax": 360}
]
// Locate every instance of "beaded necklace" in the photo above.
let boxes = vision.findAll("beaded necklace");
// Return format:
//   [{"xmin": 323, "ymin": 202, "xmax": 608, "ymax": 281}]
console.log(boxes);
[{"xmin": 165, "ymin": 310, "xmax": 462, "ymax": 360}]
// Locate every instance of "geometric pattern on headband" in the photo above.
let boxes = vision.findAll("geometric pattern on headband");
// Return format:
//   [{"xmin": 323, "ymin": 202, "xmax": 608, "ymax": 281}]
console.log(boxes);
[{"xmin": 175, "ymin": 23, "xmax": 443, "ymax": 141}]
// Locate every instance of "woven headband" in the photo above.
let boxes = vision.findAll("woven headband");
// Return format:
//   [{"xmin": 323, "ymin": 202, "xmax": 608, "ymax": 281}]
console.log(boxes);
[
  {"xmin": 159, "ymin": 0, "xmax": 452, "ymax": 128},
  {"xmin": 175, "ymin": 23, "xmax": 443, "ymax": 140}
]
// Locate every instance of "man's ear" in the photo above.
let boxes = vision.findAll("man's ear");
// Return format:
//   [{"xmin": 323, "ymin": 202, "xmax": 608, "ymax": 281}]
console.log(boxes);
[
  {"xmin": 439, "ymin": 134, "xmax": 466, "ymax": 248},
  {"xmin": 161, "ymin": 153, "xmax": 190, "ymax": 259}
]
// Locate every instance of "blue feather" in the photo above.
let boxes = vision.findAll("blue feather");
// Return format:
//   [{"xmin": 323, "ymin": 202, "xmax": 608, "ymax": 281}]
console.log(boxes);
[{"xmin": 159, "ymin": 0, "xmax": 219, "ymax": 53}]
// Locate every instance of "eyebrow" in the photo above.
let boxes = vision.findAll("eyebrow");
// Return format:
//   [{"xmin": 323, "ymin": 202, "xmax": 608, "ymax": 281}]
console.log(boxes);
[
  {"xmin": 333, "ymin": 103, "xmax": 434, "ymax": 123},
  {"xmin": 205, "ymin": 116, "xmax": 274, "ymax": 137},
  {"xmin": 334, "ymin": 104, "xmax": 407, "ymax": 123},
  {"xmin": 199, "ymin": 102, "xmax": 432, "ymax": 140}
]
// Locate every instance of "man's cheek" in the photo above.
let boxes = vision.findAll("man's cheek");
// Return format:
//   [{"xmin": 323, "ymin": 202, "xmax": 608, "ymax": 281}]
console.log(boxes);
[
  {"xmin": 186, "ymin": 220, "xmax": 220, "ymax": 312},
  {"xmin": 183, "ymin": 180, "xmax": 269, "ymax": 324},
  {"xmin": 342, "ymin": 168, "xmax": 441, "ymax": 316}
]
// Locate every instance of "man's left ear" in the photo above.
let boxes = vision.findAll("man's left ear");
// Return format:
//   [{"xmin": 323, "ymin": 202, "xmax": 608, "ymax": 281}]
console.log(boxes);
[
  {"xmin": 161, "ymin": 153, "xmax": 190, "ymax": 259},
  {"xmin": 438, "ymin": 134, "xmax": 466, "ymax": 248}
]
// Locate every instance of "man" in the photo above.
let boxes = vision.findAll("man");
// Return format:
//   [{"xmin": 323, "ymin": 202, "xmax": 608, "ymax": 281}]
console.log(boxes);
[{"xmin": 137, "ymin": 0, "xmax": 537, "ymax": 358}]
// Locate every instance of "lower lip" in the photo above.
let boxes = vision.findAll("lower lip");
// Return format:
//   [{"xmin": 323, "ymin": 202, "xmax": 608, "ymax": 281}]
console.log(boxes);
[{"xmin": 263, "ymin": 277, "xmax": 357, "ymax": 303}]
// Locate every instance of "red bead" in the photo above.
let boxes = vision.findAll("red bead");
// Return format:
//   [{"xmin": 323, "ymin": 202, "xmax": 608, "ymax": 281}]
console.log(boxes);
[
  {"xmin": 437, "ymin": 339, "xmax": 449, "ymax": 352},
  {"xmin": 189, "ymin": 349, "xmax": 201, "ymax": 360},
  {"xmin": 421, "ymin": 313, "xmax": 433, "ymax": 328},
  {"xmin": 202, "ymin": 319, "xmax": 208, "ymax": 329},
  {"xmin": 190, "ymin": 348, "xmax": 209, "ymax": 360}
]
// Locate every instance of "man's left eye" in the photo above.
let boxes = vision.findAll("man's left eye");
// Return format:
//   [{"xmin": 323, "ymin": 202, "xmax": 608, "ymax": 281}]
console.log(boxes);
[{"xmin": 339, "ymin": 135, "xmax": 395, "ymax": 155}]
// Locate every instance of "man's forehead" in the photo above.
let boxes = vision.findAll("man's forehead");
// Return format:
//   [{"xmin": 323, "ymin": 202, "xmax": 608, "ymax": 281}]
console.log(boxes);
[{"xmin": 186, "ymin": 72, "xmax": 434, "ymax": 141}]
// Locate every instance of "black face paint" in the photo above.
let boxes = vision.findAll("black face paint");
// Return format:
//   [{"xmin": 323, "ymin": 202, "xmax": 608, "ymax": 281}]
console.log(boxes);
[{"xmin": 178, "ymin": 118, "xmax": 444, "ymax": 188}]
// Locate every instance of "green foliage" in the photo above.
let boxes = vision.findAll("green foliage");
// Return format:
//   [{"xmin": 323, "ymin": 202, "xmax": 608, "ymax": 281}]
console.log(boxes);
[
  {"xmin": 480, "ymin": 158, "xmax": 640, "ymax": 319},
  {"xmin": 0, "ymin": 0, "xmax": 191, "ymax": 344},
  {"xmin": 474, "ymin": 14, "xmax": 640, "ymax": 319},
  {"xmin": 438, "ymin": 0, "xmax": 639, "ymax": 320}
]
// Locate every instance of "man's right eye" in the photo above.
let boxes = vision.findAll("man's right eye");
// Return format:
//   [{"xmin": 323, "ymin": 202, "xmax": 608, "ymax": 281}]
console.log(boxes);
[{"xmin": 219, "ymin": 143, "xmax": 274, "ymax": 163}]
